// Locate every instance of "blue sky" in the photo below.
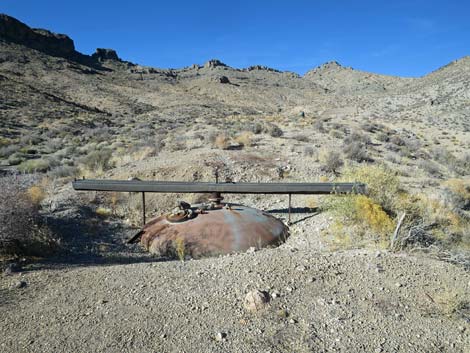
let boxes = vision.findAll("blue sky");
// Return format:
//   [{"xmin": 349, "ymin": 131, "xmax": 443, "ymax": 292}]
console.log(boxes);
[{"xmin": 1, "ymin": 0, "xmax": 469, "ymax": 76}]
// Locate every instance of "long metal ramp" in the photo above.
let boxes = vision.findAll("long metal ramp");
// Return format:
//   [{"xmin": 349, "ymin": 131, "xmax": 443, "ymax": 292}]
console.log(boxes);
[
  {"xmin": 72, "ymin": 179, "xmax": 366, "ymax": 225},
  {"xmin": 72, "ymin": 180, "xmax": 366, "ymax": 195}
]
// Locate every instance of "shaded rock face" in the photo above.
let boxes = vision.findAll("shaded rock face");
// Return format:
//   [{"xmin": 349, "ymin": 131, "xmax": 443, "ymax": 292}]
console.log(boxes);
[
  {"xmin": 0, "ymin": 14, "xmax": 75, "ymax": 58},
  {"xmin": 218, "ymin": 75, "xmax": 230, "ymax": 84},
  {"xmin": 92, "ymin": 48, "xmax": 121, "ymax": 62}
]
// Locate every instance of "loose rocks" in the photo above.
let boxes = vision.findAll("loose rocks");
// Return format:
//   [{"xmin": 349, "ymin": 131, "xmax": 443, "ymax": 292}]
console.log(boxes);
[{"xmin": 244, "ymin": 290, "xmax": 270, "ymax": 312}]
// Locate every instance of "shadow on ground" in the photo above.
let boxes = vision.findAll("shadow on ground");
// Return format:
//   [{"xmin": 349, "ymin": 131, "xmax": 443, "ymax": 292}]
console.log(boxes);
[
  {"xmin": 267, "ymin": 207, "xmax": 320, "ymax": 225},
  {"xmin": 24, "ymin": 205, "xmax": 163, "ymax": 272}
]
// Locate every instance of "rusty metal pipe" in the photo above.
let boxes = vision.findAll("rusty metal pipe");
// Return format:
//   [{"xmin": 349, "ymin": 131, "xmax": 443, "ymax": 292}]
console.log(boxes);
[{"xmin": 72, "ymin": 180, "xmax": 366, "ymax": 195}]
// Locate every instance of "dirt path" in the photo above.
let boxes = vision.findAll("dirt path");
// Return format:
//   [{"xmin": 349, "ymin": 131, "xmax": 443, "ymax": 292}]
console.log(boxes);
[{"xmin": 1, "ymin": 244, "xmax": 469, "ymax": 353}]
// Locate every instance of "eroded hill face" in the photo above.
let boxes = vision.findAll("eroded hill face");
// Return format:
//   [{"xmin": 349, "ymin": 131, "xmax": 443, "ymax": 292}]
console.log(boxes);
[{"xmin": 0, "ymin": 13, "xmax": 469, "ymax": 180}]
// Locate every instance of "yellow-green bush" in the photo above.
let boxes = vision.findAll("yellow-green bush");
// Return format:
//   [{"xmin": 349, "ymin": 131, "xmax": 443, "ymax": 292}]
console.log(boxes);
[
  {"xmin": 323, "ymin": 165, "xmax": 469, "ymax": 252},
  {"xmin": 324, "ymin": 194, "xmax": 394, "ymax": 248},
  {"xmin": 340, "ymin": 164, "xmax": 400, "ymax": 213}
]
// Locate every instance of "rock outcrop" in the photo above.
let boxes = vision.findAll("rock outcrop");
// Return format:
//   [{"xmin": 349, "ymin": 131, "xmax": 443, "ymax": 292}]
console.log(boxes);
[
  {"xmin": 0, "ymin": 14, "xmax": 76, "ymax": 58},
  {"xmin": 92, "ymin": 48, "xmax": 121, "ymax": 62},
  {"xmin": 204, "ymin": 59, "xmax": 227, "ymax": 69}
]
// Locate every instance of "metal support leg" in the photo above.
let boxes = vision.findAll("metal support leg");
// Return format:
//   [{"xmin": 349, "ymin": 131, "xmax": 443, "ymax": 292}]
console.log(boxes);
[
  {"xmin": 288, "ymin": 193, "xmax": 292, "ymax": 225},
  {"xmin": 142, "ymin": 192, "xmax": 146, "ymax": 226}
]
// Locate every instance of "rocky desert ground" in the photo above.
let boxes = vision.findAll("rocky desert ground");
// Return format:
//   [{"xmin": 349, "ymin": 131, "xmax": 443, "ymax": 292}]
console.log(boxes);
[{"xmin": 0, "ymin": 13, "xmax": 469, "ymax": 353}]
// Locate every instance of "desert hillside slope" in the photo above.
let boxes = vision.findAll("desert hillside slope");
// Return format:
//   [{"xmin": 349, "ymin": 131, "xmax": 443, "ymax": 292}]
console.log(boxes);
[{"xmin": 0, "ymin": 14, "xmax": 469, "ymax": 353}]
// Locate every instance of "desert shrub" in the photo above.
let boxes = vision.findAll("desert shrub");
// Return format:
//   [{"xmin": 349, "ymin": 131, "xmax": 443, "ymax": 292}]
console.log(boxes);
[
  {"xmin": 249, "ymin": 122, "xmax": 263, "ymax": 135},
  {"xmin": 43, "ymin": 138, "xmax": 64, "ymax": 153},
  {"xmin": 81, "ymin": 149, "xmax": 114, "ymax": 172},
  {"xmin": 0, "ymin": 175, "xmax": 55, "ymax": 256},
  {"xmin": 324, "ymin": 194, "xmax": 394, "ymax": 248},
  {"xmin": 0, "ymin": 144, "xmax": 20, "ymax": 158},
  {"xmin": 319, "ymin": 149, "xmax": 343, "ymax": 173},
  {"xmin": 207, "ymin": 131, "xmax": 218, "ymax": 144},
  {"xmin": 313, "ymin": 120, "xmax": 326, "ymax": 133},
  {"xmin": 49, "ymin": 165, "xmax": 80, "ymax": 178},
  {"xmin": 292, "ymin": 134, "xmax": 310, "ymax": 142},
  {"xmin": 431, "ymin": 147, "xmax": 454, "ymax": 164},
  {"xmin": 377, "ymin": 132, "xmax": 390, "ymax": 142},
  {"xmin": 265, "ymin": 123, "xmax": 283, "ymax": 137},
  {"xmin": 27, "ymin": 186, "xmax": 46, "ymax": 206},
  {"xmin": 20, "ymin": 133, "xmax": 42, "ymax": 146},
  {"xmin": 96, "ymin": 207, "xmax": 112, "ymax": 218},
  {"xmin": 330, "ymin": 130, "xmax": 342, "ymax": 139},
  {"xmin": 344, "ymin": 130, "xmax": 371, "ymax": 146},
  {"xmin": 0, "ymin": 137, "xmax": 11, "ymax": 146},
  {"xmin": 322, "ymin": 164, "xmax": 402, "ymax": 248},
  {"xmin": 340, "ymin": 164, "xmax": 400, "ymax": 214},
  {"xmin": 442, "ymin": 179, "xmax": 470, "ymax": 212},
  {"xmin": 389, "ymin": 135, "xmax": 405, "ymax": 146},
  {"xmin": 7, "ymin": 153, "xmax": 25, "ymax": 166},
  {"xmin": 418, "ymin": 159, "xmax": 442, "ymax": 177},
  {"xmin": 343, "ymin": 140, "xmax": 369, "ymax": 162},
  {"xmin": 304, "ymin": 146, "xmax": 316, "ymax": 158},
  {"xmin": 17, "ymin": 159, "xmax": 51, "ymax": 173}
]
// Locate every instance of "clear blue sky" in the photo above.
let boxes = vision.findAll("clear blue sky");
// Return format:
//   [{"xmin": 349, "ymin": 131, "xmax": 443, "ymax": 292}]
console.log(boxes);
[{"xmin": 2, "ymin": 0, "xmax": 469, "ymax": 77}]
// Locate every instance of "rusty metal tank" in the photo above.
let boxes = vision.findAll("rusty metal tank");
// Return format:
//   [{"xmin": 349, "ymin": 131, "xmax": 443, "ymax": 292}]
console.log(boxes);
[{"xmin": 137, "ymin": 201, "xmax": 289, "ymax": 259}]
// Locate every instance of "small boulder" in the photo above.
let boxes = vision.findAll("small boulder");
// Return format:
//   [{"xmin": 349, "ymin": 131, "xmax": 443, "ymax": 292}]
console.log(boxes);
[
  {"xmin": 10, "ymin": 280, "xmax": 27, "ymax": 289},
  {"xmin": 244, "ymin": 290, "xmax": 270, "ymax": 312},
  {"xmin": 218, "ymin": 75, "xmax": 230, "ymax": 84},
  {"xmin": 4, "ymin": 263, "xmax": 21, "ymax": 275},
  {"xmin": 215, "ymin": 332, "xmax": 227, "ymax": 342}
]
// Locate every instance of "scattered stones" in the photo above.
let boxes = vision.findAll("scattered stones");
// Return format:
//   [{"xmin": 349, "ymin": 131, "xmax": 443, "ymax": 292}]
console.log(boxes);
[
  {"xmin": 244, "ymin": 290, "xmax": 270, "ymax": 312},
  {"xmin": 10, "ymin": 280, "xmax": 27, "ymax": 289},
  {"xmin": 215, "ymin": 331, "xmax": 227, "ymax": 342}
]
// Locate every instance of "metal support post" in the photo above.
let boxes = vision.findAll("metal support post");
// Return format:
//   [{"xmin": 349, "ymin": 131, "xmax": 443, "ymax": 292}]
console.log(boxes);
[{"xmin": 142, "ymin": 192, "xmax": 146, "ymax": 226}]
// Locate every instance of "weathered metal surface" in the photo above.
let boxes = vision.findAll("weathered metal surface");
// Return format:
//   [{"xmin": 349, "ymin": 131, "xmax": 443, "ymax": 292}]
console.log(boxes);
[
  {"xmin": 73, "ymin": 180, "xmax": 366, "ymax": 195},
  {"xmin": 138, "ymin": 203, "xmax": 289, "ymax": 258}
]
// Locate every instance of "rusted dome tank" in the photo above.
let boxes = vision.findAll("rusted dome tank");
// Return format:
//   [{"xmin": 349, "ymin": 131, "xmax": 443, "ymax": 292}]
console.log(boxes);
[{"xmin": 138, "ymin": 202, "xmax": 289, "ymax": 259}]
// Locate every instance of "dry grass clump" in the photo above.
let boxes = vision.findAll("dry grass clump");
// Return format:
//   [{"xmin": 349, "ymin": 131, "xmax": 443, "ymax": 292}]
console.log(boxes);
[
  {"xmin": 214, "ymin": 133, "xmax": 230, "ymax": 149},
  {"xmin": 432, "ymin": 289, "xmax": 469, "ymax": 318},
  {"xmin": 234, "ymin": 131, "xmax": 254, "ymax": 147},
  {"xmin": 27, "ymin": 186, "xmax": 46, "ymax": 206},
  {"xmin": 0, "ymin": 175, "xmax": 56, "ymax": 256}
]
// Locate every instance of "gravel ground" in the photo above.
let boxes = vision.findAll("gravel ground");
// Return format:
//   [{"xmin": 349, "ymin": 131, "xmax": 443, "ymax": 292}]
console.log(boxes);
[{"xmin": 1, "ymin": 239, "xmax": 469, "ymax": 352}]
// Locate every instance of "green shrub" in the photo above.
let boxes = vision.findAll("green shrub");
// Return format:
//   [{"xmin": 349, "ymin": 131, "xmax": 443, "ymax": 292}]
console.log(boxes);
[
  {"xmin": 81, "ymin": 149, "xmax": 114, "ymax": 172},
  {"xmin": 7, "ymin": 153, "xmax": 24, "ymax": 166},
  {"xmin": 17, "ymin": 159, "xmax": 51, "ymax": 173}
]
